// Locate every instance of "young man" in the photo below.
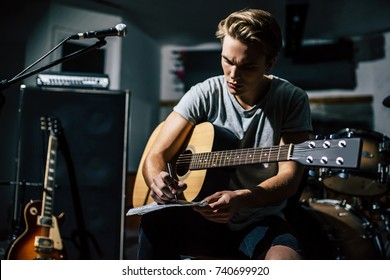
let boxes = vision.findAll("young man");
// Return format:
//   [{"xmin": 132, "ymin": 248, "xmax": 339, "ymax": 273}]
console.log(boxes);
[{"xmin": 137, "ymin": 8, "xmax": 312, "ymax": 259}]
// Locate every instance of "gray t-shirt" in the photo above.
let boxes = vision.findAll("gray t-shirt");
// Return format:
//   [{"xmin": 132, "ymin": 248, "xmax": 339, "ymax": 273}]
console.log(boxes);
[{"xmin": 174, "ymin": 75, "xmax": 312, "ymax": 230}]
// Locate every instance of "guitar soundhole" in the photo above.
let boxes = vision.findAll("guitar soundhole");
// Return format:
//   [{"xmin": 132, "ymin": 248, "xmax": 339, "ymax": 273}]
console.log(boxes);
[{"xmin": 176, "ymin": 150, "xmax": 192, "ymax": 176}]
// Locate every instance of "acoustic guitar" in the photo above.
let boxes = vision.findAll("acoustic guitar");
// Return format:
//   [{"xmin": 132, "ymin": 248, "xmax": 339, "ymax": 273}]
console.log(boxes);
[
  {"xmin": 6, "ymin": 116, "xmax": 66, "ymax": 260},
  {"xmin": 132, "ymin": 122, "xmax": 362, "ymax": 208}
]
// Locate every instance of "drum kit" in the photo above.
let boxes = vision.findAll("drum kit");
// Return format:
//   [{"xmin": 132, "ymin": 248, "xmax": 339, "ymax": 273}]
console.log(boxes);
[{"xmin": 295, "ymin": 124, "xmax": 390, "ymax": 259}]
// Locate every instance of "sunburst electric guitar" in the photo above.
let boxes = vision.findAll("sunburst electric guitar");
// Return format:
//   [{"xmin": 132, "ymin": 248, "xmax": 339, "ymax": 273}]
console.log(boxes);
[
  {"xmin": 132, "ymin": 122, "xmax": 362, "ymax": 208},
  {"xmin": 7, "ymin": 116, "xmax": 66, "ymax": 260}
]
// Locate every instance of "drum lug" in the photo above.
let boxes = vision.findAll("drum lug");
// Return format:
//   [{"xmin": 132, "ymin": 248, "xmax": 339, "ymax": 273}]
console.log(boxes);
[
  {"xmin": 378, "ymin": 163, "xmax": 389, "ymax": 183},
  {"xmin": 337, "ymin": 171, "xmax": 350, "ymax": 179},
  {"xmin": 379, "ymin": 139, "xmax": 389, "ymax": 153},
  {"xmin": 360, "ymin": 223, "xmax": 375, "ymax": 240},
  {"xmin": 340, "ymin": 200, "xmax": 347, "ymax": 207}
]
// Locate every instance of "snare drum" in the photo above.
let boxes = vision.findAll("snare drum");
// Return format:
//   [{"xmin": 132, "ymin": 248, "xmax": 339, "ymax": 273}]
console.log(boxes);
[
  {"xmin": 322, "ymin": 128, "xmax": 390, "ymax": 196},
  {"xmin": 294, "ymin": 199, "xmax": 383, "ymax": 259}
]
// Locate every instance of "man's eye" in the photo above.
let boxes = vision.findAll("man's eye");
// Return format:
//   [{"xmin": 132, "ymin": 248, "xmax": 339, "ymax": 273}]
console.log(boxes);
[{"xmin": 242, "ymin": 64, "xmax": 256, "ymax": 69}]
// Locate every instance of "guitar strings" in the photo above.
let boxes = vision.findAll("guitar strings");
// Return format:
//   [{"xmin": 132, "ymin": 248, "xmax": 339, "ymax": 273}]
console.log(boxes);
[
  {"xmin": 175, "ymin": 144, "xmax": 345, "ymax": 168},
  {"xmin": 176, "ymin": 146, "xmax": 289, "ymax": 167}
]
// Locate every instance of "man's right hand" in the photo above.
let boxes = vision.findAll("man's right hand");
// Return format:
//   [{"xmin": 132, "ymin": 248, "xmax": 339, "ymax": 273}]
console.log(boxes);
[{"xmin": 150, "ymin": 171, "xmax": 187, "ymax": 204}]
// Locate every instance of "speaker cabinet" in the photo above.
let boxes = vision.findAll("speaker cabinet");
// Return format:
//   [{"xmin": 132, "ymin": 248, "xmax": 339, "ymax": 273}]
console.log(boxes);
[{"xmin": 1, "ymin": 86, "xmax": 130, "ymax": 259}]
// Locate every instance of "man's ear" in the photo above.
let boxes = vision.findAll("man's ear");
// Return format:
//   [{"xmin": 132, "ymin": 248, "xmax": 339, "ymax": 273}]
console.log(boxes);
[{"xmin": 266, "ymin": 57, "xmax": 277, "ymax": 72}]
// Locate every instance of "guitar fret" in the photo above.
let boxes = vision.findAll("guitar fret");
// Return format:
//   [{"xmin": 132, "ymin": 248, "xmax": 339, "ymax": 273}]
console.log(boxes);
[
  {"xmin": 236, "ymin": 150, "xmax": 242, "ymax": 165},
  {"xmin": 259, "ymin": 148, "xmax": 264, "ymax": 162},
  {"xmin": 190, "ymin": 154, "xmax": 196, "ymax": 169},
  {"xmin": 211, "ymin": 151, "xmax": 217, "ymax": 167},
  {"xmin": 277, "ymin": 146, "xmax": 281, "ymax": 161},
  {"xmin": 268, "ymin": 147, "xmax": 272, "ymax": 161},
  {"xmin": 243, "ymin": 150, "xmax": 249, "ymax": 165},
  {"xmin": 219, "ymin": 151, "xmax": 225, "ymax": 166},
  {"xmin": 246, "ymin": 149, "xmax": 253, "ymax": 164},
  {"xmin": 202, "ymin": 153, "xmax": 208, "ymax": 168},
  {"xmin": 223, "ymin": 150, "xmax": 228, "ymax": 166}
]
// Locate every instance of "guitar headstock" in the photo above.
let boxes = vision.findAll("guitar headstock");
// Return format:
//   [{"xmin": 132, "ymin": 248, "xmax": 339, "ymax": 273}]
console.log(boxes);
[
  {"xmin": 293, "ymin": 138, "xmax": 362, "ymax": 169},
  {"xmin": 40, "ymin": 116, "xmax": 61, "ymax": 137}
]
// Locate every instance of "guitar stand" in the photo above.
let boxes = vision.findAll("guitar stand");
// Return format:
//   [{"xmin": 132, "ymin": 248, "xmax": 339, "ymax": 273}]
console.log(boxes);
[
  {"xmin": 56, "ymin": 127, "xmax": 96, "ymax": 259},
  {"xmin": 0, "ymin": 90, "xmax": 5, "ymax": 116}
]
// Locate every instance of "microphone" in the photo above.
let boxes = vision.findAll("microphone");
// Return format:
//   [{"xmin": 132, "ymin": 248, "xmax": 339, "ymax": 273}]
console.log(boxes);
[{"xmin": 69, "ymin": 23, "xmax": 127, "ymax": 40}]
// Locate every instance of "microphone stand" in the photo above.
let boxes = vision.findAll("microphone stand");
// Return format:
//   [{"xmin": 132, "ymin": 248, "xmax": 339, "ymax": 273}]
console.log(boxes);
[
  {"xmin": 0, "ymin": 37, "xmax": 107, "ymax": 92},
  {"xmin": 0, "ymin": 36, "xmax": 107, "ymax": 256}
]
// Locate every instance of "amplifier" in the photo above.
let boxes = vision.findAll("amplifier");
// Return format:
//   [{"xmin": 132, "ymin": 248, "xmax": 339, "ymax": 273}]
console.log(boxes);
[{"xmin": 36, "ymin": 72, "xmax": 110, "ymax": 89}]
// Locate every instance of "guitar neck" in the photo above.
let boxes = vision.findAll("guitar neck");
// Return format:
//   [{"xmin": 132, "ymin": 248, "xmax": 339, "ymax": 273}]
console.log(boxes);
[
  {"xmin": 39, "ymin": 135, "xmax": 58, "ymax": 227},
  {"xmin": 178, "ymin": 144, "xmax": 293, "ymax": 170}
]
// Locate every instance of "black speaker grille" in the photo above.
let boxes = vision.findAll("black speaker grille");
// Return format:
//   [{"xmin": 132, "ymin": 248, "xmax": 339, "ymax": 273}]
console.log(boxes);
[{"xmin": 5, "ymin": 86, "xmax": 129, "ymax": 259}]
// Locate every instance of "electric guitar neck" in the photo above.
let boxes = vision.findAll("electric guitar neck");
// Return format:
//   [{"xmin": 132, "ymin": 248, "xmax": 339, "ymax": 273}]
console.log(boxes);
[{"xmin": 6, "ymin": 116, "xmax": 66, "ymax": 260}]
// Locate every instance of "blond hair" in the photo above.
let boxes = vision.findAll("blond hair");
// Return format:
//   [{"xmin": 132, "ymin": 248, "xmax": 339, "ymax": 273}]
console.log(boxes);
[{"xmin": 216, "ymin": 9, "xmax": 282, "ymax": 62}]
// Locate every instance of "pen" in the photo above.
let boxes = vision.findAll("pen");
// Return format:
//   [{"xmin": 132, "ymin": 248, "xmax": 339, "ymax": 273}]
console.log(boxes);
[{"xmin": 166, "ymin": 162, "xmax": 178, "ymax": 202}]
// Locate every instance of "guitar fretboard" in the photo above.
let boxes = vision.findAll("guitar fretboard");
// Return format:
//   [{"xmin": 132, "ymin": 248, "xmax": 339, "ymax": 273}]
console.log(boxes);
[
  {"xmin": 40, "ymin": 135, "xmax": 58, "ymax": 227},
  {"xmin": 177, "ymin": 144, "xmax": 293, "ymax": 170}
]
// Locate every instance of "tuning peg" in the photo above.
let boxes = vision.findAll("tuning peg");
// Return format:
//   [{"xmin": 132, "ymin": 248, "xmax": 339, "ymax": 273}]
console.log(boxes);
[{"xmin": 315, "ymin": 134, "xmax": 325, "ymax": 140}]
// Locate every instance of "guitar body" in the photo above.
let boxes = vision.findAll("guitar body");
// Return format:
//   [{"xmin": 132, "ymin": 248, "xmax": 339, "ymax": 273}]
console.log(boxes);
[
  {"xmin": 6, "ymin": 200, "xmax": 66, "ymax": 260},
  {"xmin": 133, "ymin": 122, "xmax": 236, "ymax": 207}
]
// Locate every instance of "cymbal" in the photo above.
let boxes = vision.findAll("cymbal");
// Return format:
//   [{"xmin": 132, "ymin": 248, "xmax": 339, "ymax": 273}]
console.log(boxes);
[{"xmin": 383, "ymin": 95, "xmax": 390, "ymax": 108}]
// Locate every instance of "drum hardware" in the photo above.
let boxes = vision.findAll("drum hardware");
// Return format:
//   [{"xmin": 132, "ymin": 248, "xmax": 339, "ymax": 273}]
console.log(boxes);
[
  {"xmin": 308, "ymin": 168, "xmax": 318, "ymax": 178},
  {"xmin": 314, "ymin": 134, "xmax": 325, "ymax": 140},
  {"xmin": 321, "ymin": 128, "xmax": 390, "ymax": 197},
  {"xmin": 380, "ymin": 212, "xmax": 390, "ymax": 234},
  {"xmin": 378, "ymin": 162, "xmax": 389, "ymax": 183},
  {"xmin": 379, "ymin": 139, "xmax": 390, "ymax": 153},
  {"xmin": 336, "ymin": 170, "xmax": 350, "ymax": 180},
  {"xmin": 295, "ymin": 199, "xmax": 384, "ymax": 259},
  {"xmin": 376, "ymin": 207, "xmax": 390, "ymax": 259},
  {"xmin": 354, "ymin": 197, "xmax": 390, "ymax": 259},
  {"xmin": 317, "ymin": 167, "xmax": 328, "ymax": 181},
  {"xmin": 362, "ymin": 150, "xmax": 374, "ymax": 158}
]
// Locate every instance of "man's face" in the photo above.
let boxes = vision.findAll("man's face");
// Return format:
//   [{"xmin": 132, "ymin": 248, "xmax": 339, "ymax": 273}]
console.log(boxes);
[{"xmin": 221, "ymin": 35, "xmax": 270, "ymax": 97}]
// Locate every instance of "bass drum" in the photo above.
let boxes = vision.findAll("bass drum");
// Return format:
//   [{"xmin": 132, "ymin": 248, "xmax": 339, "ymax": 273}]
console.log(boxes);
[
  {"xmin": 293, "ymin": 199, "xmax": 383, "ymax": 259},
  {"xmin": 322, "ymin": 128, "xmax": 390, "ymax": 197}
]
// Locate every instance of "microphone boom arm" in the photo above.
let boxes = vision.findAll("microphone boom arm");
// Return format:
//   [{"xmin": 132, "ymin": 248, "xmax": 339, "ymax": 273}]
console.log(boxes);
[{"xmin": 0, "ymin": 38, "xmax": 107, "ymax": 91}]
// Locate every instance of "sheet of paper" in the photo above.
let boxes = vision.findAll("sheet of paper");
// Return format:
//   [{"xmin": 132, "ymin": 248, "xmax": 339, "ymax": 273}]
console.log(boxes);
[{"xmin": 126, "ymin": 200, "xmax": 208, "ymax": 216}]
